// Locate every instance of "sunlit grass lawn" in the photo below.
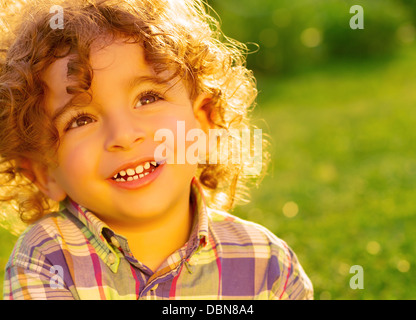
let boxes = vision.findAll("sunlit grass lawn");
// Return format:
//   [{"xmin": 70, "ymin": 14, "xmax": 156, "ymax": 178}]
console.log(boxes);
[
  {"xmin": 1, "ymin": 45, "xmax": 416, "ymax": 300},
  {"xmin": 234, "ymin": 45, "xmax": 416, "ymax": 299},
  {"xmin": 0, "ymin": 220, "xmax": 17, "ymax": 299}
]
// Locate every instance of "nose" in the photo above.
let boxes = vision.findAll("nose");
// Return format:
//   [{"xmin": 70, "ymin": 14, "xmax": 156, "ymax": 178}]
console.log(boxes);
[{"xmin": 104, "ymin": 113, "xmax": 145, "ymax": 152}]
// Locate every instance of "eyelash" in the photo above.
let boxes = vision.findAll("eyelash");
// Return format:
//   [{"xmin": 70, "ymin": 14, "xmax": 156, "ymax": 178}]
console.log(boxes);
[
  {"xmin": 63, "ymin": 90, "xmax": 164, "ymax": 132},
  {"xmin": 64, "ymin": 111, "xmax": 96, "ymax": 132},
  {"xmin": 135, "ymin": 90, "xmax": 164, "ymax": 107}
]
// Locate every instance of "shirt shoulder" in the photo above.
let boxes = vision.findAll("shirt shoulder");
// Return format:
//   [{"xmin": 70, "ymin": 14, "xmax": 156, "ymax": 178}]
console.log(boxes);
[
  {"xmin": 207, "ymin": 207, "xmax": 289, "ymax": 251},
  {"xmin": 3, "ymin": 211, "xmax": 85, "ymax": 300},
  {"xmin": 5, "ymin": 210, "xmax": 86, "ymax": 271},
  {"xmin": 206, "ymin": 208, "xmax": 314, "ymax": 299}
]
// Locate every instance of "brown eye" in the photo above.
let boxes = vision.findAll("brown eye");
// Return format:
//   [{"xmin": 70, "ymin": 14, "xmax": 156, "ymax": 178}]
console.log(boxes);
[
  {"xmin": 140, "ymin": 95, "xmax": 157, "ymax": 104},
  {"xmin": 68, "ymin": 115, "xmax": 95, "ymax": 129},
  {"xmin": 136, "ymin": 92, "xmax": 162, "ymax": 107}
]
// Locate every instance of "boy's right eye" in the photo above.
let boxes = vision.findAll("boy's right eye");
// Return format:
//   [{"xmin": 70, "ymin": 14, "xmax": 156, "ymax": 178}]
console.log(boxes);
[{"xmin": 66, "ymin": 114, "xmax": 96, "ymax": 130}]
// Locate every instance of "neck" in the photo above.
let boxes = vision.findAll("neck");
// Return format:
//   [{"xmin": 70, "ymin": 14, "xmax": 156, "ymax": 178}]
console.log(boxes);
[{"xmin": 106, "ymin": 188, "xmax": 194, "ymax": 272}]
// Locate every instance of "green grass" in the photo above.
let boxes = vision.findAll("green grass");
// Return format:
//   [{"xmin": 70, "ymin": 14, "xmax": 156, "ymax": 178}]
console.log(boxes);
[
  {"xmin": 233, "ymin": 45, "xmax": 416, "ymax": 299},
  {"xmin": 1, "ymin": 45, "xmax": 416, "ymax": 299},
  {"xmin": 0, "ymin": 225, "xmax": 17, "ymax": 299}
]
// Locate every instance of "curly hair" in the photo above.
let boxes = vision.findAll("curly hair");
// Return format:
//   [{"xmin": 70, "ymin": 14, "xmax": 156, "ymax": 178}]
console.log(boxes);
[{"xmin": 0, "ymin": 0, "xmax": 269, "ymax": 225}]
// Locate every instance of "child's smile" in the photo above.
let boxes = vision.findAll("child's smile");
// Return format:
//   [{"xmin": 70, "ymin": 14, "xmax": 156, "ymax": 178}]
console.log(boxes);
[
  {"xmin": 108, "ymin": 157, "xmax": 166, "ymax": 190},
  {"xmin": 38, "ymin": 38, "xmax": 209, "ymax": 228}
]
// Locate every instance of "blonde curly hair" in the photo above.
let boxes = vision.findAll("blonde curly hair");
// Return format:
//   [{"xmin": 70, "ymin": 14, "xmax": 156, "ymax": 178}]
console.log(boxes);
[{"xmin": 0, "ymin": 0, "xmax": 269, "ymax": 225}]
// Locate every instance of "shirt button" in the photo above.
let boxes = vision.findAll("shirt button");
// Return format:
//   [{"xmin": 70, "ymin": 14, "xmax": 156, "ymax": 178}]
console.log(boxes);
[
  {"xmin": 107, "ymin": 253, "xmax": 116, "ymax": 265},
  {"xmin": 110, "ymin": 236, "xmax": 120, "ymax": 248}
]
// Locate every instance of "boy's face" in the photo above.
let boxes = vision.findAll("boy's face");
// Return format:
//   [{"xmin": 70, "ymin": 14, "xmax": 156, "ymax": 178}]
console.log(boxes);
[{"xmin": 37, "ymin": 39, "xmax": 210, "ymax": 226}]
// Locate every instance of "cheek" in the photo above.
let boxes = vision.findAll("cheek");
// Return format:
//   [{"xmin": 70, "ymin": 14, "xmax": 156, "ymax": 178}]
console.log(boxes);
[
  {"xmin": 55, "ymin": 139, "xmax": 99, "ymax": 182},
  {"xmin": 152, "ymin": 112, "xmax": 198, "ymax": 144}
]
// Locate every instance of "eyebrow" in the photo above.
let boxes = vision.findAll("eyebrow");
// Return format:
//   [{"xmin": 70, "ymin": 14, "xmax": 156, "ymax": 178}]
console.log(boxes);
[
  {"xmin": 126, "ymin": 75, "xmax": 168, "ymax": 92},
  {"xmin": 51, "ymin": 94, "xmax": 91, "ymax": 124},
  {"xmin": 52, "ymin": 75, "xmax": 168, "ymax": 123}
]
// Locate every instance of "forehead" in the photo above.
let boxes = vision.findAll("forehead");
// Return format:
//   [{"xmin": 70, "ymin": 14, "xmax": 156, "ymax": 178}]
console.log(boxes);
[
  {"xmin": 88, "ymin": 39, "xmax": 152, "ymax": 78},
  {"xmin": 41, "ymin": 40, "xmax": 155, "ymax": 113}
]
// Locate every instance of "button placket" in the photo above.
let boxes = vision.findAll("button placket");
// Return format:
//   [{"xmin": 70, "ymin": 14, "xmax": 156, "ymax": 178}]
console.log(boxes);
[
  {"xmin": 107, "ymin": 253, "xmax": 116, "ymax": 265},
  {"xmin": 110, "ymin": 236, "xmax": 120, "ymax": 248}
]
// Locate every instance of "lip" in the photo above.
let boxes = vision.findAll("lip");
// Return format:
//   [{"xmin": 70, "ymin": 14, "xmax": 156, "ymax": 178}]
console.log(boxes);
[
  {"xmin": 107, "ymin": 157, "xmax": 166, "ymax": 190},
  {"xmin": 108, "ymin": 156, "xmax": 166, "ymax": 179}
]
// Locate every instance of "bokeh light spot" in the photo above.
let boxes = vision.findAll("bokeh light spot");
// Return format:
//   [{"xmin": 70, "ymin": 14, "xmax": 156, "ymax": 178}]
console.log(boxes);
[
  {"xmin": 397, "ymin": 260, "xmax": 410, "ymax": 273},
  {"xmin": 300, "ymin": 27, "xmax": 322, "ymax": 48},
  {"xmin": 282, "ymin": 201, "xmax": 299, "ymax": 218},
  {"xmin": 366, "ymin": 241, "xmax": 381, "ymax": 255}
]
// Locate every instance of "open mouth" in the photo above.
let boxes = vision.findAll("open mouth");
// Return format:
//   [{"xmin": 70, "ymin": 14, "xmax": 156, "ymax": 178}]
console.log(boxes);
[{"xmin": 111, "ymin": 160, "xmax": 163, "ymax": 182}]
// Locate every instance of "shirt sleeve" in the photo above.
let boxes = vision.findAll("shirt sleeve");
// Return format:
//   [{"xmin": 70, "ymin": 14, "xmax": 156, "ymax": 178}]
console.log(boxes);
[
  {"xmin": 269, "ymin": 242, "xmax": 314, "ymax": 300},
  {"xmin": 3, "ymin": 263, "xmax": 74, "ymax": 300}
]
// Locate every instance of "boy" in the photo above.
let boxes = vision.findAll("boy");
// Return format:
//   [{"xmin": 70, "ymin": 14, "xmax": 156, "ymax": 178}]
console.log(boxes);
[{"xmin": 0, "ymin": 0, "xmax": 313, "ymax": 299}]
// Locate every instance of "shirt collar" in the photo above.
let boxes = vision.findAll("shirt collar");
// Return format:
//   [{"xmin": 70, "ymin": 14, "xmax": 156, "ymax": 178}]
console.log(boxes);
[
  {"xmin": 61, "ymin": 198, "xmax": 109, "ymax": 243},
  {"xmin": 61, "ymin": 198, "xmax": 120, "ymax": 272},
  {"xmin": 187, "ymin": 177, "xmax": 209, "ymax": 252},
  {"xmin": 61, "ymin": 177, "xmax": 209, "ymax": 271}
]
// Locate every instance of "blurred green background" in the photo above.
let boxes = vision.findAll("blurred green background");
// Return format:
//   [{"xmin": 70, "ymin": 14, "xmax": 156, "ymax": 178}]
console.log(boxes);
[
  {"xmin": 211, "ymin": 0, "xmax": 416, "ymax": 299},
  {"xmin": 1, "ymin": 0, "xmax": 416, "ymax": 299}
]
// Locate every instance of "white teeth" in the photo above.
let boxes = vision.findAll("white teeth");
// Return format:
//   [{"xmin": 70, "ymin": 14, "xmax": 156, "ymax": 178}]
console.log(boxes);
[
  {"xmin": 113, "ymin": 160, "xmax": 159, "ymax": 181},
  {"xmin": 135, "ymin": 165, "xmax": 143, "ymax": 174}
]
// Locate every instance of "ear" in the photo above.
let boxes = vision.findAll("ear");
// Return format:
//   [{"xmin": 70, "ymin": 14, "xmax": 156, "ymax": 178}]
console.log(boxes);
[
  {"xmin": 192, "ymin": 93, "xmax": 216, "ymax": 133},
  {"xmin": 19, "ymin": 159, "xmax": 67, "ymax": 202}
]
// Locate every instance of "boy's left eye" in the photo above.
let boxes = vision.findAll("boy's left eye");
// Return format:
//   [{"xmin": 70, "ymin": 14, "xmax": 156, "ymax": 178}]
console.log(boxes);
[{"xmin": 136, "ymin": 92, "xmax": 162, "ymax": 107}]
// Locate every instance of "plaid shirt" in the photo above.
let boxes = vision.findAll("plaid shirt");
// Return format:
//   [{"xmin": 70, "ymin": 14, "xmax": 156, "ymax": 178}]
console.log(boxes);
[{"xmin": 3, "ymin": 179, "xmax": 313, "ymax": 300}]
